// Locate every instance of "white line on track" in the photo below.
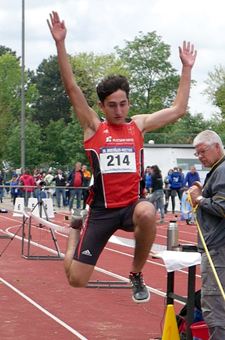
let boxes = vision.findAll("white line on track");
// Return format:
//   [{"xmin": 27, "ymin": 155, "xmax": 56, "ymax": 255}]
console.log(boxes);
[
  {"xmin": 2, "ymin": 215, "xmax": 201, "ymax": 333},
  {"xmin": 0, "ymin": 226, "xmax": 169, "ymax": 340},
  {"xmin": 0, "ymin": 276, "xmax": 88, "ymax": 340},
  {"xmin": 105, "ymin": 246, "xmax": 201, "ymax": 278}
]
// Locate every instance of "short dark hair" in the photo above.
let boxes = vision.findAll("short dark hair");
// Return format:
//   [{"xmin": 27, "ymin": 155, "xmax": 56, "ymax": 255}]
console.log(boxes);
[
  {"xmin": 24, "ymin": 168, "xmax": 31, "ymax": 175},
  {"xmin": 97, "ymin": 75, "xmax": 130, "ymax": 104}
]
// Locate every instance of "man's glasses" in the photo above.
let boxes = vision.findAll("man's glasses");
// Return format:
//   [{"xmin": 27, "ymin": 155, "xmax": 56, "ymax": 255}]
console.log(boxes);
[{"xmin": 194, "ymin": 144, "xmax": 215, "ymax": 157}]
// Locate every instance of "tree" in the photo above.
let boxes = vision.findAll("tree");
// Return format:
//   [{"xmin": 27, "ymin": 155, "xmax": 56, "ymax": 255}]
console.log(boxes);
[
  {"xmin": 0, "ymin": 50, "xmax": 39, "ymax": 162},
  {"xmin": 2, "ymin": 120, "xmax": 42, "ymax": 169},
  {"xmin": 203, "ymin": 65, "xmax": 225, "ymax": 116},
  {"xmin": 115, "ymin": 31, "xmax": 180, "ymax": 115},
  {"xmin": 61, "ymin": 111, "xmax": 89, "ymax": 166},
  {"xmin": 167, "ymin": 112, "xmax": 209, "ymax": 143},
  {"xmin": 31, "ymin": 55, "xmax": 72, "ymax": 127},
  {"xmin": 69, "ymin": 52, "xmax": 128, "ymax": 115},
  {"xmin": 42, "ymin": 119, "xmax": 68, "ymax": 164},
  {"xmin": 0, "ymin": 45, "xmax": 18, "ymax": 58},
  {"xmin": 0, "ymin": 53, "xmax": 22, "ymax": 156}
]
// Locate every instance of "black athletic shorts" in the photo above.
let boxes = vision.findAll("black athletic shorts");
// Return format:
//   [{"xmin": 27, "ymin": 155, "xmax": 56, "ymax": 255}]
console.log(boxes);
[{"xmin": 73, "ymin": 199, "xmax": 148, "ymax": 266}]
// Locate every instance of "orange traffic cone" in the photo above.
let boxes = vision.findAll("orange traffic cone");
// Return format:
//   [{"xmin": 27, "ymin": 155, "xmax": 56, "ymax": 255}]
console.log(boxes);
[{"xmin": 162, "ymin": 304, "xmax": 180, "ymax": 340}]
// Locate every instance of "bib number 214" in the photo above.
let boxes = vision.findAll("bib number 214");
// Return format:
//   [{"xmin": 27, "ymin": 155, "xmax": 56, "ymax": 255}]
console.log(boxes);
[{"xmin": 100, "ymin": 147, "xmax": 136, "ymax": 173}]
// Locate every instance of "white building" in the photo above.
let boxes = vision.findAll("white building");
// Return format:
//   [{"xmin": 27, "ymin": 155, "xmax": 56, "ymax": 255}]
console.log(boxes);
[
  {"xmin": 143, "ymin": 143, "xmax": 210, "ymax": 213},
  {"xmin": 144, "ymin": 144, "xmax": 208, "ymax": 183}
]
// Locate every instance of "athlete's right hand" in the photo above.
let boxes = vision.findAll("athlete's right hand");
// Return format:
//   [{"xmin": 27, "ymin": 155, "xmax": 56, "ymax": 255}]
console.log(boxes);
[{"xmin": 47, "ymin": 11, "xmax": 67, "ymax": 42}]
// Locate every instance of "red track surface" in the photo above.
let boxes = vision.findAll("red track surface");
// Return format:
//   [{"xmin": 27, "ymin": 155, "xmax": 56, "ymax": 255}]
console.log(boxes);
[{"xmin": 0, "ymin": 210, "xmax": 201, "ymax": 340}]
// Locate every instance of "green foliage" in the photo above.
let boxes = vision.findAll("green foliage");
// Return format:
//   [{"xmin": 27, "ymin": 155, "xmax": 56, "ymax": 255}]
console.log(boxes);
[
  {"xmin": 144, "ymin": 112, "xmax": 210, "ymax": 144},
  {"xmin": 4, "ymin": 33, "xmax": 225, "ymax": 171},
  {"xmin": 0, "ymin": 45, "xmax": 18, "ymax": 58},
  {"xmin": 214, "ymin": 85, "xmax": 225, "ymax": 117},
  {"xmin": 69, "ymin": 52, "xmax": 128, "ymax": 115},
  {"xmin": 31, "ymin": 55, "xmax": 72, "ymax": 127},
  {"xmin": 61, "ymin": 111, "xmax": 89, "ymax": 166},
  {"xmin": 203, "ymin": 64, "xmax": 225, "ymax": 119},
  {"xmin": 115, "ymin": 31, "xmax": 180, "ymax": 115},
  {"xmin": 0, "ymin": 50, "xmax": 39, "ymax": 161},
  {"xmin": 42, "ymin": 119, "xmax": 67, "ymax": 164},
  {"xmin": 2, "ymin": 120, "xmax": 42, "ymax": 169},
  {"xmin": 203, "ymin": 65, "xmax": 225, "ymax": 105},
  {"xmin": 0, "ymin": 53, "xmax": 22, "ymax": 155}
]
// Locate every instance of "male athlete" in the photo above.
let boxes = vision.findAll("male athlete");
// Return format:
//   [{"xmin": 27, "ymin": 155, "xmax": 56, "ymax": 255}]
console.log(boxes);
[{"xmin": 48, "ymin": 11, "xmax": 197, "ymax": 303}]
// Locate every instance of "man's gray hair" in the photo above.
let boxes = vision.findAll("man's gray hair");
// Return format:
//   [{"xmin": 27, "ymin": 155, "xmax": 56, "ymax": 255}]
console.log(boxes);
[{"xmin": 193, "ymin": 130, "xmax": 224, "ymax": 152}]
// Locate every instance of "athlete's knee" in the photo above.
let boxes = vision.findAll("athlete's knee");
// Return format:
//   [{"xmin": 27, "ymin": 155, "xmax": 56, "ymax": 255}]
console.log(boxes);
[
  {"xmin": 65, "ymin": 260, "xmax": 94, "ymax": 288},
  {"xmin": 67, "ymin": 274, "xmax": 88, "ymax": 288},
  {"xmin": 134, "ymin": 201, "xmax": 156, "ymax": 224}
]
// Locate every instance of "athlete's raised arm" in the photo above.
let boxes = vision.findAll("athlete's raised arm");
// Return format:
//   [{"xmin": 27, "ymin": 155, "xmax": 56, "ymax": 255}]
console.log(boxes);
[
  {"xmin": 47, "ymin": 11, "xmax": 99, "ymax": 139},
  {"xmin": 133, "ymin": 41, "xmax": 197, "ymax": 134}
]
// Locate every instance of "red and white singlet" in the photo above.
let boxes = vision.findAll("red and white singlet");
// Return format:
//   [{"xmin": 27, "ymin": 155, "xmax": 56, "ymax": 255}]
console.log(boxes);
[{"xmin": 84, "ymin": 120, "xmax": 144, "ymax": 209}]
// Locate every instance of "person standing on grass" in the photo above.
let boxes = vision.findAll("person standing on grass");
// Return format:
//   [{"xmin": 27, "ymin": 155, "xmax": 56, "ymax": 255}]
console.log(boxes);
[{"xmin": 47, "ymin": 11, "xmax": 197, "ymax": 303}]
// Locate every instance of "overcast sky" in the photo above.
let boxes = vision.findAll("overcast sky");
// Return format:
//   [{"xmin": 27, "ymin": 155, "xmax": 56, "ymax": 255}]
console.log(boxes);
[{"xmin": 1, "ymin": 0, "xmax": 224, "ymax": 120}]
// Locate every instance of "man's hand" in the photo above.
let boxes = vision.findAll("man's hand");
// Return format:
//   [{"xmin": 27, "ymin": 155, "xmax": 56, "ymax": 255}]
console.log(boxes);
[
  {"xmin": 47, "ymin": 11, "xmax": 66, "ymax": 42},
  {"xmin": 188, "ymin": 184, "xmax": 202, "ymax": 207},
  {"xmin": 179, "ymin": 41, "xmax": 197, "ymax": 68}
]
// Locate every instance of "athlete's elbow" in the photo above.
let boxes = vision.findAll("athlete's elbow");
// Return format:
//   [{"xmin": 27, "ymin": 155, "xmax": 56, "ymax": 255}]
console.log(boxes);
[{"xmin": 172, "ymin": 105, "xmax": 187, "ymax": 119}]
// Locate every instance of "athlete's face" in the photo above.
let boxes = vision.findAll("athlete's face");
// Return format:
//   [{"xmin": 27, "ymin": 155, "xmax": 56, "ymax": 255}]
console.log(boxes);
[{"xmin": 98, "ymin": 89, "xmax": 130, "ymax": 125}]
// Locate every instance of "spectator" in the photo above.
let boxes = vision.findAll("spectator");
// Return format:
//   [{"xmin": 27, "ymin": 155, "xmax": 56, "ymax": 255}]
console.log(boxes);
[
  {"xmin": 81, "ymin": 164, "xmax": 91, "ymax": 209},
  {"xmin": 19, "ymin": 169, "xmax": 35, "ymax": 206},
  {"xmin": 144, "ymin": 166, "xmax": 152, "ymax": 193},
  {"xmin": 169, "ymin": 167, "xmax": 183, "ymax": 213},
  {"xmin": 53, "ymin": 168, "xmax": 67, "ymax": 208},
  {"xmin": 184, "ymin": 166, "xmax": 201, "ymax": 224},
  {"xmin": 67, "ymin": 162, "xmax": 84, "ymax": 211},
  {"xmin": 10, "ymin": 167, "xmax": 18, "ymax": 178},
  {"xmin": 189, "ymin": 130, "xmax": 225, "ymax": 338},
  {"xmin": 0, "ymin": 170, "xmax": 4, "ymax": 203},
  {"xmin": 33, "ymin": 168, "xmax": 42, "ymax": 200},
  {"xmin": 164, "ymin": 169, "xmax": 173, "ymax": 214},
  {"xmin": 44, "ymin": 170, "xmax": 55, "ymax": 200},
  {"xmin": 10, "ymin": 176, "xmax": 20, "ymax": 205},
  {"xmin": 149, "ymin": 165, "xmax": 164, "ymax": 223},
  {"xmin": 178, "ymin": 168, "xmax": 185, "ymax": 198},
  {"xmin": 184, "ymin": 166, "xmax": 201, "ymax": 189}
]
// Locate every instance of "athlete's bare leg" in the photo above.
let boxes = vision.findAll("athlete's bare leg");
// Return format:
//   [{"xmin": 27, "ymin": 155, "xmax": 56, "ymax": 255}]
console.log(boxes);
[
  {"xmin": 64, "ymin": 228, "xmax": 94, "ymax": 287},
  {"xmin": 131, "ymin": 201, "xmax": 156, "ymax": 272}
]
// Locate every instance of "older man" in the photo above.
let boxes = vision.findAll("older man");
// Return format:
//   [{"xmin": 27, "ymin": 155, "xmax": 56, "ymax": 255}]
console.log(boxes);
[
  {"xmin": 184, "ymin": 166, "xmax": 200, "ymax": 189},
  {"xmin": 189, "ymin": 130, "xmax": 225, "ymax": 339}
]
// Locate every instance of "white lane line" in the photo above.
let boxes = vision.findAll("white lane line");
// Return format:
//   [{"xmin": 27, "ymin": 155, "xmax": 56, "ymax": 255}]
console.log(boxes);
[
  {"xmin": 5, "ymin": 227, "xmax": 64, "ymax": 256},
  {"xmin": 4, "ymin": 225, "xmax": 200, "ymax": 307},
  {"xmin": 94, "ymin": 267, "xmax": 167, "ymax": 299},
  {"xmin": 0, "ymin": 276, "xmax": 88, "ymax": 340},
  {"xmin": 4, "ymin": 227, "xmax": 172, "ymax": 296},
  {"xmin": 5, "ymin": 226, "xmax": 200, "ymax": 279}
]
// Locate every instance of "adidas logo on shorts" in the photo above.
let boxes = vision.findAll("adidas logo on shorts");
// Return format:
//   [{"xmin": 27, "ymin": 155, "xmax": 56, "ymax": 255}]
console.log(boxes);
[{"xmin": 81, "ymin": 249, "xmax": 92, "ymax": 256}]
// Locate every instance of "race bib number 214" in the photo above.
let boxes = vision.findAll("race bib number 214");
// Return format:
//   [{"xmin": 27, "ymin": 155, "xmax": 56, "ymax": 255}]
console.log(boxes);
[{"xmin": 100, "ymin": 147, "xmax": 136, "ymax": 174}]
